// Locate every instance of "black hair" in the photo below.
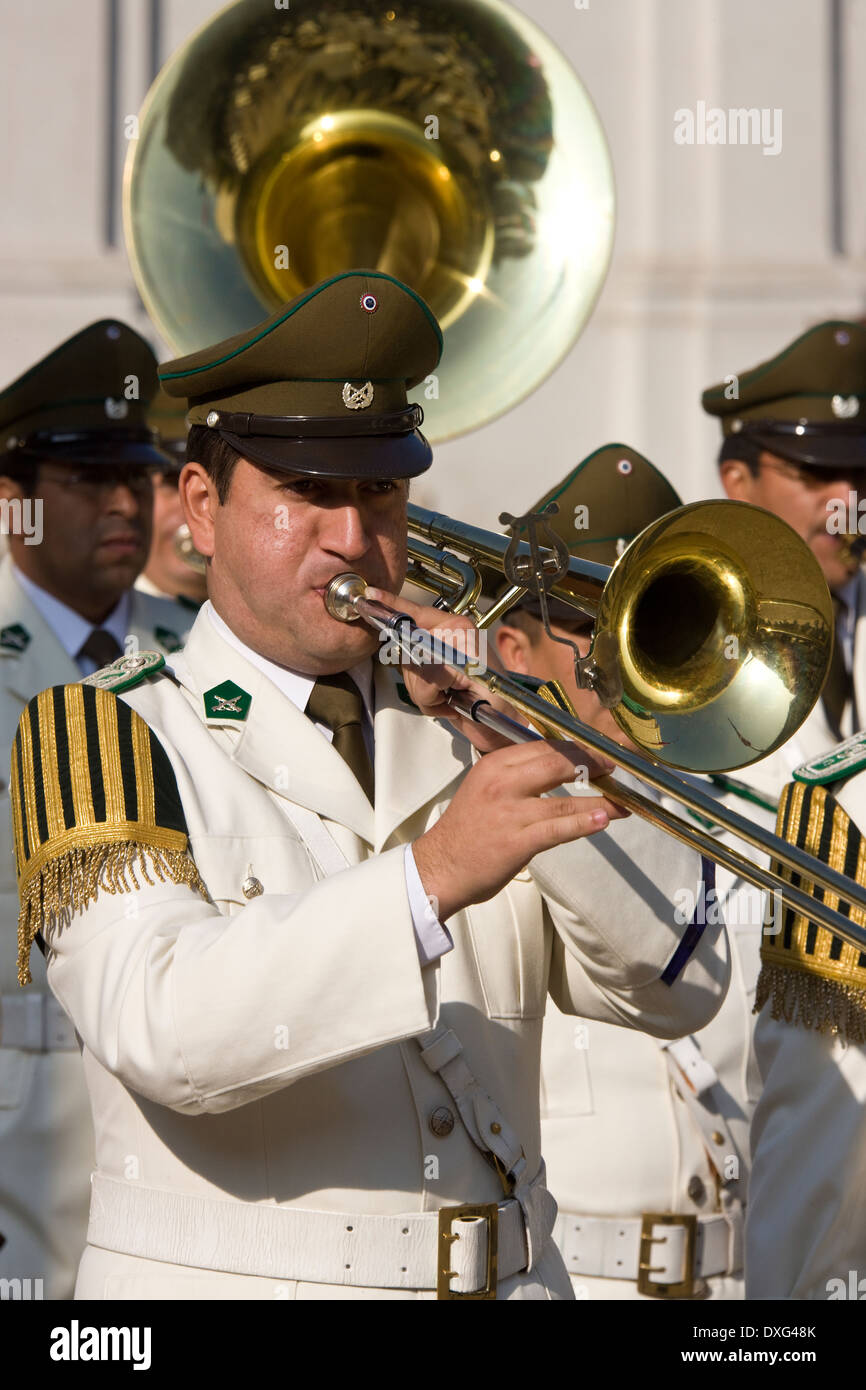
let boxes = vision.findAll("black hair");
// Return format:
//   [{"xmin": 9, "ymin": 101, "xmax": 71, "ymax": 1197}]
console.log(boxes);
[
  {"xmin": 186, "ymin": 425, "xmax": 241, "ymax": 504},
  {"xmin": 717, "ymin": 432, "xmax": 762, "ymax": 476}
]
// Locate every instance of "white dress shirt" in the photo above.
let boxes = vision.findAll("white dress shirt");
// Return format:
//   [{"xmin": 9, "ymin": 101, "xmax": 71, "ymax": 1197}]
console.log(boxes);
[
  {"xmin": 207, "ymin": 603, "xmax": 452, "ymax": 966},
  {"xmin": 11, "ymin": 565, "xmax": 131, "ymax": 676}
]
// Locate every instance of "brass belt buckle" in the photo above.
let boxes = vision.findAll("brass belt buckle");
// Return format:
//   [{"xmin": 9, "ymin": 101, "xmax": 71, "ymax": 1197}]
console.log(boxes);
[
  {"xmin": 637, "ymin": 1212, "xmax": 705, "ymax": 1299},
  {"xmin": 437, "ymin": 1203, "xmax": 499, "ymax": 1300}
]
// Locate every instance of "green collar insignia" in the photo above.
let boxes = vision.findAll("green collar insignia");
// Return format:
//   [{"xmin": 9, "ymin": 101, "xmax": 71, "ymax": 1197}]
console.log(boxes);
[
  {"xmin": 794, "ymin": 732, "xmax": 866, "ymax": 785},
  {"xmin": 0, "ymin": 623, "xmax": 31, "ymax": 654},
  {"xmin": 203, "ymin": 679, "xmax": 252, "ymax": 723},
  {"xmin": 83, "ymin": 651, "xmax": 165, "ymax": 693},
  {"xmin": 709, "ymin": 774, "xmax": 779, "ymax": 814},
  {"xmin": 154, "ymin": 625, "xmax": 184, "ymax": 654}
]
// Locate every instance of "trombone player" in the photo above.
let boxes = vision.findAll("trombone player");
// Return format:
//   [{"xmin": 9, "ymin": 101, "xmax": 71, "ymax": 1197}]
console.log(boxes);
[{"xmin": 10, "ymin": 271, "xmax": 728, "ymax": 1300}]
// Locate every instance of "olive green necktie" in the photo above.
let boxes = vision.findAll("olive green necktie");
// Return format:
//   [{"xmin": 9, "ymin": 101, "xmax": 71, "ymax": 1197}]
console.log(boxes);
[
  {"xmin": 823, "ymin": 599, "xmax": 853, "ymax": 740},
  {"xmin": 307, "ymin": 673, "xmax": 375, "ymax": 804},
  {"xmin": 77, "ymin": 628, "xmax": 123, "ymax": 669}
]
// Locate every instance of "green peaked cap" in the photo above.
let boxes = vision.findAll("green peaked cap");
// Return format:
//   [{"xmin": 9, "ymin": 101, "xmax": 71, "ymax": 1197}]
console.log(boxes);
[
  {"xmin": 0, "ymin": 320, "xmax": 168, "ymax": 468},
  {"xmin": 702, "ymin": 320, "xmax": 866, "ymax": 469},
  {"xmin": 489, "ymin": 443, "xmax": 682, "ymax": 620},
  {"xmin": 159, "ymin": 270, "xmax": 442, "ymax": 480}
]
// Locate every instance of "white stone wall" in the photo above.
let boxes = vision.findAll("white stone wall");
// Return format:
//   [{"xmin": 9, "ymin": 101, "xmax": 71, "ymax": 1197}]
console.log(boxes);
[{"xmin": 0, "ymin": 0, "xmax": 863, "ymax": 522}]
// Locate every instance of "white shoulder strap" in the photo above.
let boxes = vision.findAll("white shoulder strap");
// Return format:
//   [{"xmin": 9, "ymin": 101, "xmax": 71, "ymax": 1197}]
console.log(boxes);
[{"xmin": 658, "ymin": 1035, "xmax": 745, "ymax": 1200}]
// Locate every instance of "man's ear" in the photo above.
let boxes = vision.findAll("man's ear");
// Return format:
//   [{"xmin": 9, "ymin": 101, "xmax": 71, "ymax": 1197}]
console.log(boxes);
[
  {"xmin": 718, "ymin": 458, "xmax": 754, "ymax": 502},
  {"xmin": 495, "ymin": 622, "xmax": 533, "ymax": 675},
  {"xmin": 179, "ymin": 461, "xmax": 217, "ymax": 559}
]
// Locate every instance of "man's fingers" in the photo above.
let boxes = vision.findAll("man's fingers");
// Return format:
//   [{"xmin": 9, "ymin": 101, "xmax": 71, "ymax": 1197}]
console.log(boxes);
[{"xmin": 524, "ymin": 802, "xmax": 613, "ymax": 853}]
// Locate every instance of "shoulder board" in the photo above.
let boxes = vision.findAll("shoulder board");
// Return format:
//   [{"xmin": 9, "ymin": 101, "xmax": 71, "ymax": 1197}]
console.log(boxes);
[
  {"xmin": 793, "ymin": 730, "xmax": 866, "ymax": 785},
  {"xmin": 82, "ymin": 651, "xmax": 166, "ymax": 694},
  {"xmin": 757, "ymin": 779, "xmax": 866, "ymax": 1041},
  {"xmin": 11, "ymin": 682, "xmax": 207, "ymax": 986}
]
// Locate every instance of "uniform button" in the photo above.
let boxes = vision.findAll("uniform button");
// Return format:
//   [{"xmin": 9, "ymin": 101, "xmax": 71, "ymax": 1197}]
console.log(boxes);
[
  {"xmin": 429, "ymin": 1106, "xmax": 455, "ymax": 1137},
  {"xmin": 712, "ymin": 1131, "xmax": 724, "ymax": 1146},
  {"xmin": 687, "ymin": 1176, "xmax": 706, "ymax": 1204},
  {"xmin": 242, "ymin": 875, "xmax": 264, "ymax": 899}
]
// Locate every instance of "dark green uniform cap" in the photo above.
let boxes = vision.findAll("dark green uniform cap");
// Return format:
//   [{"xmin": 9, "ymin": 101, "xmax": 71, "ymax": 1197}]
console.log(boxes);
[
  {"xmin": 702, "ymin": 320, "xmax": 866, "ymax": 469},
  {"xmin": 0, "ymin": 320, "xmax": 167, "ymax": 469},
  {"xmin": 492, "ymin": 443, "xmax": 683, "ymax": 622},
  {"xmin": 159, "ymin": 270, "xmax": 443, "ymax": 479},
  {"xmin": 148, "ymin": 385, "xmax": 189, "ymax": 470}
]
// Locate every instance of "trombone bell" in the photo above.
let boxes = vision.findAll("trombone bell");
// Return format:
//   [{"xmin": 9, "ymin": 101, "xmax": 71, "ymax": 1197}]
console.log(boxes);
[
  {"xmin": 405, "ymin": 498, "xmax": 833, "ymax": 775},
  {"xmin": 597, "ymin": 501, "xmax": 833, "ymax": 772}
]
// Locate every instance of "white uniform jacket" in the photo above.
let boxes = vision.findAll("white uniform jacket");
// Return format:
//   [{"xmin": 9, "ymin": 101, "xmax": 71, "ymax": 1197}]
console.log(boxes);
[
  {"xmin": 13, "ymin": 606, "xmax": 730, "ymax": 1301},
  {"xmin": 539, "ymin": 571, "xmax": 866, "ymax": 1300},
  {"xmin": 0, "ymin": 559, "xmax": 191, "ymax": 1299},
  {"xmin": 747, "ymin": 765, "xmax": 866, "ymax": 1299}
]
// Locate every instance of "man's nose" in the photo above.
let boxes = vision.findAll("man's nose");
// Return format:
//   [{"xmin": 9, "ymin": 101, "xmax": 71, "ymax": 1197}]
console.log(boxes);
[
  {"xmin": 322, "ymin": 504, "xmax": 370, "ymax": 559},
  {"xmin": 103, "ymin": 481, "xmax": 147, "ymax": 519}
]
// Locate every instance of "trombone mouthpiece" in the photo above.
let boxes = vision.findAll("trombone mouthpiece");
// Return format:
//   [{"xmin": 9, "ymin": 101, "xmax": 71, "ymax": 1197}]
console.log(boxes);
[{"xmin": 325, "ymin": 573, "xmax": 367, "ymax": 622}]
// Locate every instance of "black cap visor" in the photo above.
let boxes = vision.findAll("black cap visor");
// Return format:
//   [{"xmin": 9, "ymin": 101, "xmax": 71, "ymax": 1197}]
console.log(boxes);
[
  {"xmin": 11, "ymin": 430, "xmax": 172, "ymax": 470},
  {"xmin": 220, "ymin": 427, "xmax": 433, "ymax": 480},
  {"xmin": 742, "ymin": 421, "xmax": 866, "ymax": 471}
]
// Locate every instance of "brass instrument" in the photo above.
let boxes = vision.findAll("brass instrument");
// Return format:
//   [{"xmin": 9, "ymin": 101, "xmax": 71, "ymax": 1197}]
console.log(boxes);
[
  {"xmin": 123, "ymin": 0, "xmax": 614, "ymax": 442},
  {"xmin": 324, "ymin": 501, "xmax": 866, "ymax": 954},
  {"xmin": 172, "ymin": 523, "xmax": 208, "ymax": 575}
]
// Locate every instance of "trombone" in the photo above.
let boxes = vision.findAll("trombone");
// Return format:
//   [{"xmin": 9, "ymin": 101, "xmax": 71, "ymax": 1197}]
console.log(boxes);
[{"xmin": 325, "ymin": 498, "xmax": 866, "ymax": 954}]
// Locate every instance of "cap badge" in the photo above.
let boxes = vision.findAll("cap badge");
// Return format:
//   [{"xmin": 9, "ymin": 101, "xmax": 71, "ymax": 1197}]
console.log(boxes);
[
  {"xmin": 832, "ymin": 394, "xmax": 860, "ymax": 419},
  {"xmin": 360, "ymin": 293, "xmax": 379, "ymax": 313},
  {"xmin": 342, "ymin": 381, "xmax": 374, "ymax": 411}
]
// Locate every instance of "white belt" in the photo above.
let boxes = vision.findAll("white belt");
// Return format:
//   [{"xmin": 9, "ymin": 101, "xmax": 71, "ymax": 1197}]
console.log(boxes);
[
  {"xmin": 88, "ymin": 1168, "xmax": 555, "ymax": 1296},
  {"xmin": 554, "ymin": 1205, "xmax": 743, "ymax": 1298},
  {"xmin": 0, "ymin": 991, "xmax": 78, "ymax": 1051}
]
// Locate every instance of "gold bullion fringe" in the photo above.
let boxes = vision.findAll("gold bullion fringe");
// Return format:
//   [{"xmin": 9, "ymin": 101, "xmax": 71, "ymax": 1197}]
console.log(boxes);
[
  {"xmin": 754, "ymin": 963, "xmax": 866, "ymax": 1044},
  {"xmin": 17, "ymin": 839, "xmax": 207, "ymax": 987}
]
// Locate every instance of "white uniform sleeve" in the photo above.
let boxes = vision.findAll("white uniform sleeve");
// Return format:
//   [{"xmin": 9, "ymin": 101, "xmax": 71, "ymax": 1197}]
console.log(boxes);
[
  {"xmin": 45, "ymin": 850, "xmax": 440, "ymax": 1117},
  {"xmin": 747, "ymin": 1009, "xmax": 866, "ymax": 1299},
  {"xmin": 533, "ymin": 803, "xmax": 730, "ymax": 1038}
]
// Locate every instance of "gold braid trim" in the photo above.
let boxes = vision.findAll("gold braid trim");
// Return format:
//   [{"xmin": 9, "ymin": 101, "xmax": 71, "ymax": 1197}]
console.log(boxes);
[
  {"xmin": 17, "ymin": 835, "xmax": 208, "ymax": 986},
  {"xmin": 755, "ymin": 779, "xmax": 866, "ymax": 1041},
  {"xmin": 755, "ymin": 963, "xmax": 866, "ymax": 1044}
]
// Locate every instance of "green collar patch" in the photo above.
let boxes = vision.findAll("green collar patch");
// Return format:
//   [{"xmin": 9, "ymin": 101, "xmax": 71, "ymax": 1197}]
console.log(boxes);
[
  {"xmin": 709, "ymin": 773, "xmax": 779, "ymax": 815},
  {"xmin": 82, "ymin": 651, "xmax": 165, "ymax": 693},
  {"xmin": 794, "ymin": 732, "xmax": 866, "ymax": 785},
  {"xmin": 154, "ymin": 625, "xmax": 184, "ymax": 654},
  {"xmin": 203, "ymin": 679, "xmax": 252, "ymax": 723},
  {"xmin": 0, "ymin": 623, "xmax": 31, "ymax": 654}
]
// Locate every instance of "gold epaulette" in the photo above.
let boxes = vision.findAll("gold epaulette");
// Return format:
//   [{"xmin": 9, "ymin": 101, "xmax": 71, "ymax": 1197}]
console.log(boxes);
[
  {"xmin": 10, "ymin": 683, "xmax": 208, "ymax": 986},
  {"xmin": 756, "ymin": 780, "xmax": 866, "ymax": 1041}
]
